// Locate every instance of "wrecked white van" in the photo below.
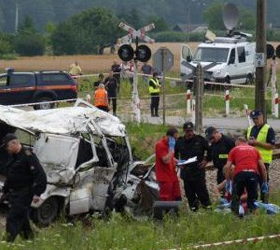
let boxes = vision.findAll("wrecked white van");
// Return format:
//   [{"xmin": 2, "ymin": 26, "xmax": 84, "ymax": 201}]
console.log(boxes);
[{"xmin": 0, "ymin": 99, "xmax": 158, "ymax": 225}]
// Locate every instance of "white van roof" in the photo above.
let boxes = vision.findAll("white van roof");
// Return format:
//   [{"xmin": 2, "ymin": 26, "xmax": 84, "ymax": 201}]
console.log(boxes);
[{"xmin": 0, "ymin": 103, "xmax": 126, "ymax": 137}]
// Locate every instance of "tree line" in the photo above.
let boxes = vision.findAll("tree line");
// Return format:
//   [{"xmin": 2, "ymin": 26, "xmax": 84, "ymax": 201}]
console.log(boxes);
[{"xmin": 1, "ymin": 1, "xmax": 280, "ymax": 57}]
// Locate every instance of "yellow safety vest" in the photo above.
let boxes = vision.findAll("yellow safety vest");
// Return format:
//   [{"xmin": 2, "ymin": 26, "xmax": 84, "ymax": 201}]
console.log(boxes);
[
  {"xmin": 149, "ymin": 78, "xmax": 160, "ymax": 94},
  {"xmin": 247, "ymin": 124, "xmax": 273, "ymax": 163}
]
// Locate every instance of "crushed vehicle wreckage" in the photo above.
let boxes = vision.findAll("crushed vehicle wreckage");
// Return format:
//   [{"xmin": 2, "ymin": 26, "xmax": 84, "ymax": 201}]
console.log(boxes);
[{"xmin": 0, "ymin": 99, "xmax": 158, "ymax": 225}]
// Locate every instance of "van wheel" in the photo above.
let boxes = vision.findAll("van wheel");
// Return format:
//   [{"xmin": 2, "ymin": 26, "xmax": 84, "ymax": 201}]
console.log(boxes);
[
  {"xmin": 245, "ymin": 74, "xmax": 254, "ymax": 85},
  {"xmin": 31, "ymin": 197, "xmax": 60, "ymax": 226},
  {"xmin": 33, "ymin": 97, "xmax": 55, "ymax": 110}
]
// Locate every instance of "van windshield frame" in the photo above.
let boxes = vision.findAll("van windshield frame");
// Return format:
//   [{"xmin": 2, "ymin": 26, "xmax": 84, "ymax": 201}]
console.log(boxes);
[{"xmin": 193, "ymin": 47, "xmax": 230, "ymax": 63}]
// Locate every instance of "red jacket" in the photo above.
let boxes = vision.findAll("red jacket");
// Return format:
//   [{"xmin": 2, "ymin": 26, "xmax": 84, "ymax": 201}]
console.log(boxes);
[{"xmin": 155, "ymin": 137, "xmax": 178, "ymax": 182}]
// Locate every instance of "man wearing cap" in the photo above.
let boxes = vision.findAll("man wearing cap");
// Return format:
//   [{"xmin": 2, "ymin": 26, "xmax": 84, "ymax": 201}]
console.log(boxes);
[
  {"xmin": 205, "ymin": 127, "xmax": 235, "ymax": 187},
  {"xmin": 155, "ymin": 127, "xmax": 181, "ymax": 201},
  {"xmin": 246, "ymin": 109, "xmax": 275, "ymax": 203},
  {"xmin": 0, "ymin": 133, "xmax": 47, "ymax": 242},
  {"xmin": 149, "ymin": 72, "xmax": 161, "ymax": 117},
  {"xmin": 174, "ymin": 122, "xmax": 211, "ymax": 212}
]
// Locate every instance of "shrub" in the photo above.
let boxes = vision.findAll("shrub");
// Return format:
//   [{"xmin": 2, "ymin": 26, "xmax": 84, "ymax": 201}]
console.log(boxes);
[{"xmin": 14, "ymin": 34, "xmax": 46, "ymax": 56}]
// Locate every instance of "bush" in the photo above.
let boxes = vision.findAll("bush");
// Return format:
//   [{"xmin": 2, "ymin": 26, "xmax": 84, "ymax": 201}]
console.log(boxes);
[{"xmin": 14, "ymin": 34, "xmax": 46, "ymax": 56}]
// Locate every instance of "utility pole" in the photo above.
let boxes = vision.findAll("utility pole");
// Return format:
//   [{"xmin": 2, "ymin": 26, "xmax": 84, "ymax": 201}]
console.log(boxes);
[
  {"xmin": 255, "ymin": 0, "xmax": 267, "ymax": 121},
  {"xmin": 15, "ymin": 2, "xmax": 19, "ymax": 34}
]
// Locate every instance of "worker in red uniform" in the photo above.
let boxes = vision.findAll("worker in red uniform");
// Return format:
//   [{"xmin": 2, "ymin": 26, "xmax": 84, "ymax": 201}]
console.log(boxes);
[
  {"xmin": 155, "ymin": 127, "xmax": 181, "ymax": 201},
  {"xmin": 223, "ymin": 137, "xmax": 268, "ymax": 215},
  {"xmin": 94, "ymin": 83, "xmax": 109, "ymax": 112}
]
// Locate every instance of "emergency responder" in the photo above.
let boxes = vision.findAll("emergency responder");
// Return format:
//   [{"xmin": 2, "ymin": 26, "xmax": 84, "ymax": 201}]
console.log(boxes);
[
  {"xmin": 174, "ymin": 122, "xmax": 211, "ymax": 212},
  {"xmin": 104, "ymin": 70, "xmax": 118, "ymax": 116},
  {"xmin": 94, "ymin": 83, "xmax": 109, "ymax": 112},
  {"xmin": 205, "ymin": 126, "xmax": 235, "ymax": 186},
  {"xmin": 93, "ymin": 73, "xmax": 105, "ymax": 90},
  {"xmin": 111, "ymin": 60, "xmax": 122, "ymax": 93},
  {"xmin": 0, "ymin": 133, "xmax": 47, "ymax": 242},
  {"xmin": 246, "ymin": 109, "xmax": 275, "ymax": 202},
  {"xmin": 224, "ymin": 137, "xmax": 268, "ymax": 215},
  {"xmin": 155, "ymin": 127, "xmax": 181, "ymax": 201},
  {"xmin": 148, "ymin": 72, "xmax": 161, "ymax": 117}
]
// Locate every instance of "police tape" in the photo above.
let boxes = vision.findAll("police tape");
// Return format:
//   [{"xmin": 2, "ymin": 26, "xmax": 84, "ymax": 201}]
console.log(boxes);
[
  {"xmin": 75, "ymin": 73, "xmax": 255, "ymax": 89},
  {"xmin": 156, "ymin": 233, "xmax": 280, "ymax": 250}
]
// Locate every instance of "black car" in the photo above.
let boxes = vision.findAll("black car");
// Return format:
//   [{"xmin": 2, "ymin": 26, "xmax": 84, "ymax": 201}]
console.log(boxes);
[{"xmin": 0, "ymin": 70, "xmax": 78, "ymax": 109}]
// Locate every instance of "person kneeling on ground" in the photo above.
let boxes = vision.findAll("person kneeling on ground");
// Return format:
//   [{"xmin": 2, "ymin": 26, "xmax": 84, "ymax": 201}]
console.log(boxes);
[{"xmin": 223, "ymin": 137, "xmax": 268, "ymax": 215}]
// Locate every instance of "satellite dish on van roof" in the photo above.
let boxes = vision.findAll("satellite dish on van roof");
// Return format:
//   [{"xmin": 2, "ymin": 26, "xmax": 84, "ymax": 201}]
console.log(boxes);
[{"xmin": 223, "ymin": 3, "xmax": 239, "ymax": 32}]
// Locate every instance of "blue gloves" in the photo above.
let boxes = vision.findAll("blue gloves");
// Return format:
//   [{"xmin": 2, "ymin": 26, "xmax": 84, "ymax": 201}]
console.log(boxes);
[
  {"xmin": 168, "ymin": 137, "xmax": 176, "ymax": 150},
  {"xmin": 261, "ymin": 182, "xmax": 269, "ymax": 194}
]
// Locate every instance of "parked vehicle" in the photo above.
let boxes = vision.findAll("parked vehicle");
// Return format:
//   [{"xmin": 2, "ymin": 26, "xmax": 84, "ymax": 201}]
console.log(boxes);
[
  {"xmin": 0, "ymin": 99, "xmax": 158, "ymax": 225},
  {"xmin": 0, "ymin": 70, "xmax": 78, "ymax": 110},
  {"xmin": 180, "ymin": 37, "xmax": 256, "ymax": 87},
  {"xmin": 180, "ymin": 3, "xmax": 256, "ymax": 88}
]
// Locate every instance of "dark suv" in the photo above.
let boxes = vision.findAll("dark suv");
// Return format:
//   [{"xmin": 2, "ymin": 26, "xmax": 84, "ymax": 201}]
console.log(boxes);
[{"xmin": 0, "ymin": 70, "xmax": 78, "ymax": 109}]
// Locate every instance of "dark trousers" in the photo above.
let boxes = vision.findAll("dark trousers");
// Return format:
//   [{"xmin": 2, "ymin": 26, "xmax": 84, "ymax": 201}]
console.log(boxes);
[
  {"xmin": 231, "ymin": 171, "xmax": 259, "ymax": 214},
  {"xmin": 182, "ymin": 177, "xmax": 211, "ymax": 211},
  {"xmin": 150, "ymin": 94, "xmax": 160, "ymax": 116},
  {"xmin": 108, "ymin": 97, "xmax": 117, "ymax": 114},
  {"xmin": 6, "ymin": 190, "xmax": 34, "ymax": 242}
]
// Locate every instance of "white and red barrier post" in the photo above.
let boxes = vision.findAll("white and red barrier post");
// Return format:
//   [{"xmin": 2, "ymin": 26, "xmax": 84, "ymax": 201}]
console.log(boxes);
[
  {"xmin": 244, "ymin": 104, "xmax": 252, "ymax": 127},
  {"xmin": 225, "ymin": 90, "xmax": 230, "ymax": 116},
  {"xmin": 274, "ymin": 92, "xmax": 279, "ymax": 118},
  {"xmin": 186, "ymin": 89, "xmax": 191, "ymax": 115},
  {"xmin": 191, "ymin": 99, "xmax": 196, "ymax": 125}
]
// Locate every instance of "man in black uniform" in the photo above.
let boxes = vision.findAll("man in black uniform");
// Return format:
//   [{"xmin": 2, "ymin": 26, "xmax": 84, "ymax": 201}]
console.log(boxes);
[
  {"xmin": 205, "ymin": 127, "xmax": 235, "ymax": 186},
  {"xmin": 0, "ymin": 133, "xmax": 47, "ymax": 242},
  {"xmin": 174, "ymin": 122, "xmax": 211, "ymax": 212}
]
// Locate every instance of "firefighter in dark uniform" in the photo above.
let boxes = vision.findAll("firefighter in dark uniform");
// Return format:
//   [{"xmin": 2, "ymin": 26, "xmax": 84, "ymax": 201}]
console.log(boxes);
[
  {"xmin": 0, "ymin": 133, "xmax": 47, "ymax": 242},
  {"xmin": 205, "ymin": 127, "xmax": 235, "ymax": 186},
  {"xmin": 174, "ymin": 122, "xmax": 211, "ymax": 212}
]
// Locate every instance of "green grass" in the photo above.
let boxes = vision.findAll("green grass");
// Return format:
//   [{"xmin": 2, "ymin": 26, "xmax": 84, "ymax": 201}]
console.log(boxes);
[{"xmin": 2, "ymin": 192, "xmax": 280, "ymax": 250}]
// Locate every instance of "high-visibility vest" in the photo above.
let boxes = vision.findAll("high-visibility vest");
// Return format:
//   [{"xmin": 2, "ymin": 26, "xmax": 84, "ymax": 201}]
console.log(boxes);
[
  {"xmin": 247, "ymin": 124, "xmax": 273, "ymax": 163},
  {"xmin": 94, "ymin": 88, "xmax": 108, "ymax": 107},
  {"xmin": 149, "ymin": 78, "xmax": 160, "ymax": 94}
]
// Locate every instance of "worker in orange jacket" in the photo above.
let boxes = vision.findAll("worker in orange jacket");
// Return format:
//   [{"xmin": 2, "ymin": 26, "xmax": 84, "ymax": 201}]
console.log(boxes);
[{"xmin": 94, "ymin": 83, "xmax": 109, "ymax": 112}]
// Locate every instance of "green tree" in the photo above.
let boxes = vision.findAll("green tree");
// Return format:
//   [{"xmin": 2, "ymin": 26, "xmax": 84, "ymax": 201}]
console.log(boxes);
[
  {"xmin": 14, "ymin": 34, "xmax": 45, "ymax": 56},
  {"xmin": 147, "ymin": 15, "xmax": 169, "ymax": 32},
  {"xmin": 51, "ymin": 7, "xmax": 121, "ymax": 55},
  {"xmin": 239, "ymin": 7, "xmax": 256, "ymax": 30},
  {"xmin": 203, "ymin": 1, "xmax": 224, "ymax": 30},
  {"xmin": 18, "ymin": 16, "xmax": 36, "ymax": 34}
]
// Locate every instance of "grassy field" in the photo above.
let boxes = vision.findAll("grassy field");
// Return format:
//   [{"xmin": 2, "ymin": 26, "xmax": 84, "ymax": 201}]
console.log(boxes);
[{"xmin": 1, "ymin": 193, "xmax": 280, "ymax": 250}]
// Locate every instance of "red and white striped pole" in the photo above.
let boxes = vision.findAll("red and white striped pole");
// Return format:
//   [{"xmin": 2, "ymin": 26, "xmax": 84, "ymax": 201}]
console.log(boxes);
[
  {"xmin": 244, "ymin": 104, "xmax": 252, "ymax": 127},
  {"xmin": 225, "ymin": 90, "xmax": 230, "ymax": 116},
  {"xmin": 186, "ymin": 89, "xmax": 191, "ymax": 115},
  {"xmin": 274, "ymin": 92, "xmax": 279, "ymax": 118},
  {"xmin": 191, "ymin": 99, "xmax": 196, "ymax": 125}
]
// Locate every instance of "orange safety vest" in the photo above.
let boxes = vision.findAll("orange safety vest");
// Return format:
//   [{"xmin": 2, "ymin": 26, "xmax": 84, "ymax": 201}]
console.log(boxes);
[{"xmin": 94, "ymin": 88, "xmax": 109, "ymax": 107}]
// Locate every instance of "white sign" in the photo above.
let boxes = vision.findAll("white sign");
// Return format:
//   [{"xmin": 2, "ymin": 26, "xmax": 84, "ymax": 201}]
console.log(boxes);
[
  {"xmin": 255, "ymin": 53, "xmax": 266, "ymax": 67},
  {"xmin": 119, "ymin": 22, "xmax": 155, "ymax": 43}
]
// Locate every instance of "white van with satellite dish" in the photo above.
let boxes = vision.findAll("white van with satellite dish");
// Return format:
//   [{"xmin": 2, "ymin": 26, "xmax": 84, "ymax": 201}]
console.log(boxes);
[{"xmin": 180, "ymin": 3, "xmax": 256, "ymax": 87}]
